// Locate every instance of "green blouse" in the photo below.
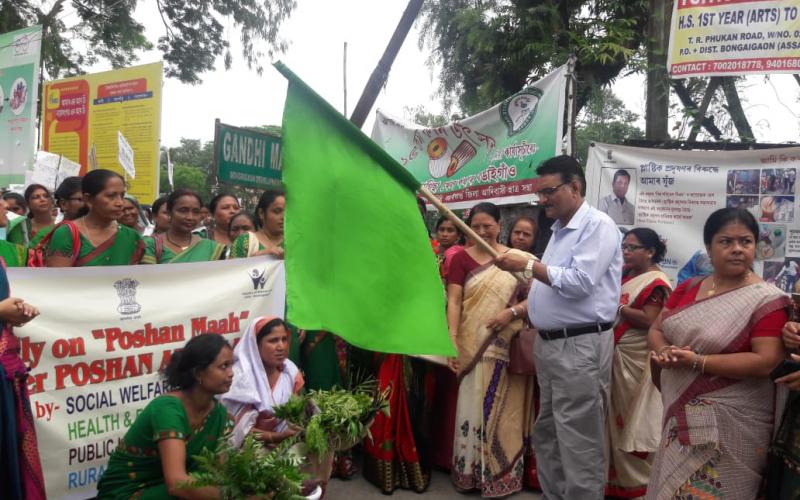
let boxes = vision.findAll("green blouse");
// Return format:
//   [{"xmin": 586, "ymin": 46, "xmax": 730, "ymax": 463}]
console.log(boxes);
[
  {"xmin": 96, "ymin": 395, "xmax": 232, "ymax": 499},
  {"xmin": 0, "ymin": 240, "xmax": 26, "ymax": 267},
  {"xmin": 47, "ymin": 223, "xmax": 144, "ymax": 266},
  {"xmin": 7, "ymin": 217, "xmax": 52, "ymax": 248},
  {"xmin": 142, "ymin": 236, "xmax": 226, "ymax": 264}
]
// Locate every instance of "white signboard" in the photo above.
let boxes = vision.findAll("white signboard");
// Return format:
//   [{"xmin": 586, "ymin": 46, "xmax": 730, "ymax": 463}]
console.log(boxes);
[
  {"xmin": 117, "ymin": 131, "xmax": 135, "ymax": 179},
  {"xmin": 586, "ymin": 142, "xmax": 800, "ymax": 289}
]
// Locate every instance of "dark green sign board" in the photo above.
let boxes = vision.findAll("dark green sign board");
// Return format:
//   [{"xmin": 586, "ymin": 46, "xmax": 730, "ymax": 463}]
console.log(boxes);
[{"xmin": 214, "ymin": 120, "xmax": 281, "ymax": 188}]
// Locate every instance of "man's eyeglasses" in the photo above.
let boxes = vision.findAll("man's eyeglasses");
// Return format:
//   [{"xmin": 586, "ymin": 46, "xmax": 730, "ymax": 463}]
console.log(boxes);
[
  {"xmin": 535, "ymin": 182, "xmax": 568, "ymax": 197},
  {"xmin": 621, "ymin": 244, "xmax": 645, "ymax": 252}
]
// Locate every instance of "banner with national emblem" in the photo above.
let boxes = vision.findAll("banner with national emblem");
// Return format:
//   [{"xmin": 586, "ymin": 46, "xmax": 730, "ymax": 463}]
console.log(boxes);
[
  {"xmin": 11, "ymin": 257, "xmax": 286, "ymax": 500},
  {"xmin": 372, "ymin": 64, "xmax": 568, "ymax": 209}
]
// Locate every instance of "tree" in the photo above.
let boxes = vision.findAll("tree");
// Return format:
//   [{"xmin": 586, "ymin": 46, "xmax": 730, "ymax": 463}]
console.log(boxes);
[
  {"xmin": 159, "ymin": 164, "xmax": 208, "ymax": 197},
  {"xmin": 1, "ymin": 0, "xmax": 296, "ymax": 84},
  {"xmin": 575, "ymin": 88, "xmax": 644, "ymax": 162},
  {"xmin": 418, "ymin": 0, "xmax": 649, "ymax": 116}
]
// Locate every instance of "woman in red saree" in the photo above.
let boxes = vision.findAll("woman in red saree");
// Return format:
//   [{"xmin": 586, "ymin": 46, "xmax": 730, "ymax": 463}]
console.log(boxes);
[
  {"xmin": 0, "ymin": 259, "xmax": 44, "ymax": 499},
  {"xmin": 647, "ymin": 208, "xmax": 789, "ymax": 499},
  {"xmin": 606, "ymin": 228, "xmax": 671, "ymax": 498}
]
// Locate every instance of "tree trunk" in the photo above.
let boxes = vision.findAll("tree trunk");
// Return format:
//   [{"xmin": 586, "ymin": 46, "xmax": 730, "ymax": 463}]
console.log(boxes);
[
  {"xmin": 645, "ymin": 0, "xmax": 671, "ymax": 140},
  {"xmin": 688, "ymin": 77, "xmax": 722, "ymax": 141},
  {"xmin": 721, "ymin": 77, "xmax": 754, "ymax": 142},
  {"xmin": 671, "ymin": 80, "xmax": 723, "ymax": 140},
  {"xmin": 349, "ymin": 0, "xmax": 424, "ymax": 128}
]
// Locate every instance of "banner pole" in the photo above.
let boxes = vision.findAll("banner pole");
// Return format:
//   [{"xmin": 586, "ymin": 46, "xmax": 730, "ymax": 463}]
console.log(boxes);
[
  {"xmin": 418, "ymin": 186, "xmax": 532, "ymax": 282},
  {"xmin": 562, "ymin": 54, "xmax": 577, "ymax": 156}
]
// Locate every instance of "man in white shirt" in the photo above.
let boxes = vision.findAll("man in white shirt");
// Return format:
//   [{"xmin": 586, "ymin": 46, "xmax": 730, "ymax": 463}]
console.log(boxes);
[
  {"xmin": 598, "ymin": 169, "xmax": 635, "ymax": 225},
  {"xmin": 495, "ymin": 155, "xmax": 623, "ymax": 500}
]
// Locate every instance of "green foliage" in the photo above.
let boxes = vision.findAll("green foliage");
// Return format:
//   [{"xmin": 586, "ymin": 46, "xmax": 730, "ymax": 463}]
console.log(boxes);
[
  {"xmin": 403, "ymin": 105, "xmax": 463, "ymax": 128},
  {"xmin": 159, "ymin": 164, "xmax": 209, "ymax": 198},
  {"xmin": 418, "ymin": 0, "xmax": 650, "ymax": 115},
  {"xmin": 575, "ymin": 87, "xmax": 644, "ymax": 162},
  {"xmin": 273, "ymin": 381, "xmax": 390, "ymax": 457},
  {"xmin": 187, "ymin": 434, "xmax": 306, "ymax": 500},
  {"xmin": 158, "ymin": 127, "xmax": 282, "ymax": 207},
  {"xmin": 2, "ymin": 0, "xmax": 296, "ymax": 84}
]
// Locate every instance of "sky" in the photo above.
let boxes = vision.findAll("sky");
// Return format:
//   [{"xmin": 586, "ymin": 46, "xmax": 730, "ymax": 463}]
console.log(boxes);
[
  {"xmin": 55, "ymin": 0, "xmax": 800, "ymax": 149},
  {"xmin": 133, "ymin": 0, "xmax": 445, "ymax": 147}
]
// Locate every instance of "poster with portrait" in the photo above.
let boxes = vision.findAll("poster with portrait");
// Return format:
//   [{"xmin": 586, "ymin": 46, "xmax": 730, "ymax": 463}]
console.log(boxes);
[{"xmin": 586, "ymin": 143, "xmax": 800, "ymax": 287}]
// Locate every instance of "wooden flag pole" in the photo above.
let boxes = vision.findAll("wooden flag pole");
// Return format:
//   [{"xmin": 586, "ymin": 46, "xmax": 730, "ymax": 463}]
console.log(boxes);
[{"xmin": 418, "ymin": 186, "xmax": 532, "ymax": 283}]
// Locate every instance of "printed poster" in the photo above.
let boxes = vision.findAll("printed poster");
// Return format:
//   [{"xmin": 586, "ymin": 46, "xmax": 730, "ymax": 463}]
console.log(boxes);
[
  {"xmin": 372, "ymin": 65, "xmax": 567, "ymax": 209},
  {"xmin": 586, "ymin": 142, "xmax": 800, "ymax": 290},
  {"xmin": 42, "ymin": 62, "xmax": 163, "ymax": 203},
  {"xmin": 11, "ymin": 257, "xmax": 286, "ymax": 499},
  {"xmin": 668, "ymin": 0, "xmax": 800, "ymax": 78},
  {"xmin": 0, "ymin": 25, "xmax": 42, "ymax": 185}
]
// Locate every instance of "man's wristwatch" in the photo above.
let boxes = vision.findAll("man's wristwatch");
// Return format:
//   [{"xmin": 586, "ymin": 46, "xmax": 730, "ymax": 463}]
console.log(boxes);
[{"xmin": 523, "ymin": 258, "xmax": 535, "ymax": 279}]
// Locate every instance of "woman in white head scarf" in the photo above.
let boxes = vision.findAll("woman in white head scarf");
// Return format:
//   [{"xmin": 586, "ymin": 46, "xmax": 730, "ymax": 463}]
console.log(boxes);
[{"xmin": 222, "ymin": 316, "xmax": 303, "ymax": 447}]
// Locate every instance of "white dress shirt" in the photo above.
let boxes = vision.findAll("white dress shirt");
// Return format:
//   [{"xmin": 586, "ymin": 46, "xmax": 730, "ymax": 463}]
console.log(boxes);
[{"xmin": 528, "ymin": 201, "xmax": 623, "ymax": 330}]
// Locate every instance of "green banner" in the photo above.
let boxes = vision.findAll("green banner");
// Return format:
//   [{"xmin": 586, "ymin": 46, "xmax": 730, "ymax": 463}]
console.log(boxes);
[
  {"xmin": 215, "ymin": 121, "xmax": 282, "ymax": 188},
  {"xmin": 372, "ymin": 64, "xmax": 567, "ymax": 209},
  {"xmin": 0, "ymin": 25, "xmax": 41, "ymax": 185}
]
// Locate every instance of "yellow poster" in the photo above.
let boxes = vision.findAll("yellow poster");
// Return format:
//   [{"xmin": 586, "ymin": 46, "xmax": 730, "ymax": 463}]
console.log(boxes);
[
  {"xmin": 42, "ymin": 62, "xmax": 162, "ymax": 203},
  {"xmin": 668, "ymin": 0, "xmax": 800, "ymax": 78}
]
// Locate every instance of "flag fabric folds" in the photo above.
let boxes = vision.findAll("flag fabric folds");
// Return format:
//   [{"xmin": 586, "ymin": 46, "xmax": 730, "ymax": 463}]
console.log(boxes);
[{"xmin": 275, "ymin": 62, "xmax": 455, "ymax": 356}]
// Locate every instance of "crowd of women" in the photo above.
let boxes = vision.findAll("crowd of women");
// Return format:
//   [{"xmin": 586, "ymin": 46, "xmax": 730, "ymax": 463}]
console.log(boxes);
[{"xmin": 2, "ymin": 166, "xmax": 800, "ymax": 499}]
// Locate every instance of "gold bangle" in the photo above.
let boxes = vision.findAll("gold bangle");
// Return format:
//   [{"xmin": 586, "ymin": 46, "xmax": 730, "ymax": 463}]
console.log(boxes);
[{"xmin": 701, "ymin": 355, "xmax": 708, "ymax": 375}]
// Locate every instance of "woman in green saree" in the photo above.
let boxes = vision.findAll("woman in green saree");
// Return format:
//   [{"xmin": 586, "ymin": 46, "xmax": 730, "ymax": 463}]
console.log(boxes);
[
  {"xmin": 97, "ymin": 334, "xmax": 234, "ymax": 499},
  {"xmin": 142, "ymin": 189, "xmax": 226, "ymax": 264},
  {"xmin": 46, "ymin": 169, "xmax": 144, "ymax": 267},
  {"xmin": 229, "ymin": 189, "xmax": 285, "ymax": 259},
  {"xmin": 7, "ymin": 184, "xmax": 55, "ymax": 248},
  {"xmin": 0, "ymin": 198, "xmax": 26, "ymax": 267},
  {"xmin": 195, "ymin": 194, "xmax": 240, "ymax": 248}
]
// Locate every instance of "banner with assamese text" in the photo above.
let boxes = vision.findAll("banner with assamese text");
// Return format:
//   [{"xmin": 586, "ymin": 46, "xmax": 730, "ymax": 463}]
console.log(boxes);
[
  {"xmin": 586, "ymin": 142, "xmax": 800, "ymax": 287},
  {"xmin": 372, "ymin": 65, "xmax": 567, "ymax": 209},
  {"xmin": 42, "ymin": 61, "xmax": 163, "ymax": 203},
  {"xmin": 0, "ymin": 25, "xmax": 42, "ymax": 185},
  {"xmin": 10, "ymin": 257, "xmax": 286, "ymax": 500},
  {"xmin": 668, "ymin": 0, "xmax": 800, "ymax": 78}
]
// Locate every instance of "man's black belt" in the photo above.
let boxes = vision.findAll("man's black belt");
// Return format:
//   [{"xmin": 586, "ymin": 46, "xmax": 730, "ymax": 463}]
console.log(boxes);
[{"xmin": 538, "ymin": 322, "xmax": 613, "ymax": 341}]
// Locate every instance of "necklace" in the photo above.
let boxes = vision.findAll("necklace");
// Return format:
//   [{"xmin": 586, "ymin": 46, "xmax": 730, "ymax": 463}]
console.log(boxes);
[
  {"xmin": 708, "ymin": 271, "xmax": 752, "ymax": 296},
  {"xmin": 261, "ymin": 230, "xmax": 283, "ymax": 247},
  {"xmin": 166, "ymin": 232, "xmax": 193, "ymax": 250}
]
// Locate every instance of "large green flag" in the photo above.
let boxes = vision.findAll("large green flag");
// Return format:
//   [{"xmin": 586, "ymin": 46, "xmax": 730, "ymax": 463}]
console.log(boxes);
[{"xmin": 276, "ymin": 62, "xmax": 455, "ymax": 356}]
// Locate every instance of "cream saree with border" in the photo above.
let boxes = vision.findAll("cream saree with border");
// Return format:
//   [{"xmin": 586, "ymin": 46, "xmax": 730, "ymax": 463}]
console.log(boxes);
[{"xmin": 451, "ymin": 249, "xmax": 535, "ymax": 498}]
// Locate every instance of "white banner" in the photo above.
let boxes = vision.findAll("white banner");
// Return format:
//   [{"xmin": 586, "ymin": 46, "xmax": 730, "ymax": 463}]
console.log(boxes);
[
  {"xmin": 586, "ymin": 143, "xmax": 800, "ymax": 286},
  {"xmin": 10, "ymin": 257, "xmax": 286, "ymax": 500}
]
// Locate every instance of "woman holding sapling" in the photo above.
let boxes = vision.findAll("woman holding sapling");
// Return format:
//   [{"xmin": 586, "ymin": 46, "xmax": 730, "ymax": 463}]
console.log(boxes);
[{"xmin": 221, "ymin": 316, "xmax": 303, "ymax": 447}]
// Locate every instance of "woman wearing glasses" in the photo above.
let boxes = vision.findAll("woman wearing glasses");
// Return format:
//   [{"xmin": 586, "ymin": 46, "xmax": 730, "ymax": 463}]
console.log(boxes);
[
  {"xmin": 54, "ymin": 177, "xmax": 84, "ymax": 221},
  {"xmin": 606, "ymin": 228, "xmax": 671, "ymax": 498}
]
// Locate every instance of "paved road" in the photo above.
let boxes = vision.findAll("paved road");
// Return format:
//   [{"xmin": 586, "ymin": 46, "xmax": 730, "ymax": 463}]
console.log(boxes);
[{"xmin": 326, "ymin": 465, "xmax": 543, "ymax": 499}]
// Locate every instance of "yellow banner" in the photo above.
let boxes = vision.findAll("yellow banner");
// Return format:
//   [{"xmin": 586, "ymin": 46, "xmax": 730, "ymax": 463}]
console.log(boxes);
[
  {"xmin": 42, "ymin": 62, "xmax": 163, "ymax": 203},
  {"xmin": 668, "ymin": 0, "xmax": 800, "ymax": 78}
]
